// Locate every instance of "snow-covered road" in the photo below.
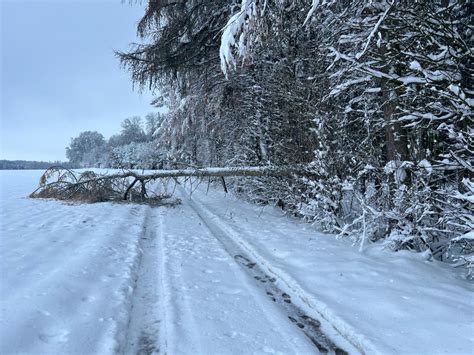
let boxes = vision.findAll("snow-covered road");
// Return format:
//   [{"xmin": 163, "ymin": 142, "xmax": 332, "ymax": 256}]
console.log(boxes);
[
  {"xmin": 1, "ymin": 171, "xmax": 472, "ymax": 355},
  {"xmin": 148, "ymin": 198, "xmax": 322, "ymax": 354},
  {"xmin": 0, "ymin": 171, "xmax": 325, "ymax": 354}
]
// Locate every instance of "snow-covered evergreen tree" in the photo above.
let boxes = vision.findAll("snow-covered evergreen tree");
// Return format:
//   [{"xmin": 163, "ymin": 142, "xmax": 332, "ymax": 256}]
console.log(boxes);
[{"xmin": 115, "ymin": 0, "xmax": 473, "ymax": 272}]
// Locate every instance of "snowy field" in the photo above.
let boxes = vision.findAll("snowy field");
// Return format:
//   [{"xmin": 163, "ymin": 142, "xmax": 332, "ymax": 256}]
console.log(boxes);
[{"xmin": 0, "ymin": 170, "xmax": 472, "ymax": 354}]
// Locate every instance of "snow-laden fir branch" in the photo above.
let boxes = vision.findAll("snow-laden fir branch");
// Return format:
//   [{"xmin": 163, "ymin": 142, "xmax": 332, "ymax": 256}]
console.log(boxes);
[
  {"xmin": 220, "ymin": 0, "xmax": 333, "ymax": 76},
  {"xmin": 219, "ymin": 0, "xmax": 257, "ymax": 77}
]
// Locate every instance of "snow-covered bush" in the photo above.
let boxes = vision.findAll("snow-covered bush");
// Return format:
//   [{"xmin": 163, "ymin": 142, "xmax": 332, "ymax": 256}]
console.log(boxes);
[{"xmin": 110, "ymin": 142, "xmax": 166, "ymax": 170}]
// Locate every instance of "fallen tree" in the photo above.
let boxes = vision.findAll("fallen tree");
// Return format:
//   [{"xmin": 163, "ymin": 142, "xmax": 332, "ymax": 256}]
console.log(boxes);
[{"xmin": 30, "ymin": 166, "xmax": 302, "ymax": 203}]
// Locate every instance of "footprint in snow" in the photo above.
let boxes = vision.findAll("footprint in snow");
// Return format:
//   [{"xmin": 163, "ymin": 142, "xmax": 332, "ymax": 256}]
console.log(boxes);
[
  {"xmin": 282, "ymin": 293, "xmax": 291, "ymax": 303},
  {"xmin": 262, "ymin": 345, "xmax": 282, "ymax": 354},
  {"xmin": 222, "ymin": 288, "xmax": 242, "ymax": 295},
  {"xmin": 38, "ymin": 329, "xmax": 69, "ymax": 344},
  {"xmin": 81, "ymin": 295, "xmax": 96, "ymax": 303}
]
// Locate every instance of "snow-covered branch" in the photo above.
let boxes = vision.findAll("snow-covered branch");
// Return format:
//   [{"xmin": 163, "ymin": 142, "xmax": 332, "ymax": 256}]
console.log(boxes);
[{"xmin": 219, "ymin": 0, "xmax": 257, "ymax": 77}]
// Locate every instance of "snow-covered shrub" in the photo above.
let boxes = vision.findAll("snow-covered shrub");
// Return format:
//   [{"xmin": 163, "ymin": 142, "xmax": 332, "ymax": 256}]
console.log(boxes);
[
  {"xmin": 335, "ymin": 164, "xmax": 473, "ymax": 264},
  {"xmin": 110, "ymin": 142, "xmax": 166, "ymax": 170},
  {"xmin": 296, "ymin": 175, "xmax": 343, "ymax": 232}
]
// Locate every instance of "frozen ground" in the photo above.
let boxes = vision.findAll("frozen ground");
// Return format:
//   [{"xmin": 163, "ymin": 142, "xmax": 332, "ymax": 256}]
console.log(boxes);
[{"xmin": 0, "ymin": 170, "xmax": 472, "ymax": 354}]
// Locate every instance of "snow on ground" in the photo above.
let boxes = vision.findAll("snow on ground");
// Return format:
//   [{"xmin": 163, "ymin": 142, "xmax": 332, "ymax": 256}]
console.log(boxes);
[
  {"xmin": 0, "ymin": 170, "xmax": 148, "ymax": 354},
  {"xmin": 186, "ymin": 183, "xmax": 474, "ymax": 355},
  {"xmin": 156, "ymin": 201, "xmax": 315, "ymax": 354},
  {"xmin": 0, "ymin": 171, "xmax": 314, "ymax": 354},
  {"xmin": 1, "ymin": 170, "xmax": 473, "ymax": 355}
]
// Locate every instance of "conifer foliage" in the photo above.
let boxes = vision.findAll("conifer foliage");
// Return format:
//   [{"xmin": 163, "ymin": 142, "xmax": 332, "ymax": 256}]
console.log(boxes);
[{"xmin": 117, "ymin": 0, "xmax": 473, "ymax": 273}]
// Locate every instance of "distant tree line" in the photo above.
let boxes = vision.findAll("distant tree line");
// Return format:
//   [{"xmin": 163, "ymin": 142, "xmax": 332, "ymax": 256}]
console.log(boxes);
[{"xmin": 0, "ymin": 160, "xmax": 75, "ymax": 170}]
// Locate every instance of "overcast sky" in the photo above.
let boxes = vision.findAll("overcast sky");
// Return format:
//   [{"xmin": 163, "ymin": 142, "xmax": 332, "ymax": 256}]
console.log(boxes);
[{"xmin": 1, "ymin": 0, "xmax": 156, "ymax": 161}]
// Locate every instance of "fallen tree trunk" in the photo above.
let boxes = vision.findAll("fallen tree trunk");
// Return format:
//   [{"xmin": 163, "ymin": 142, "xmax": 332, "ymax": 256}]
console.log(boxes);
[
  {"xmin": 30, "ymin": 166, "xmax": 303, "ymax": 203},
  {"xmin": 76, "ymin": 166, "xmax": 296, "ymax": 181}
]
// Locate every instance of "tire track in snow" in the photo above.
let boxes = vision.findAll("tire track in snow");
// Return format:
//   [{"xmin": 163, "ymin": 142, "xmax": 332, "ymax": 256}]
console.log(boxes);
[
  {"xmin": 125, "ymin": 204, "xmax": 205, "ymax": 355},
  {"xmin": 178, "ymin": 186, "xmax": 361, "ymax": 355},
  {"xmin": 122, "ymin": 206, "xmax": 162, "ymax": 355},
  {"xmin": 150, "ymin": 197, "xmax": 318, "ymax": 354},
  {"xmin": 158, "ymin": 208, "xmax": 206, "ymax": 355},
  {"xmin": 156, "ymin": 210, "xmax": 168, "ymax": 355}
]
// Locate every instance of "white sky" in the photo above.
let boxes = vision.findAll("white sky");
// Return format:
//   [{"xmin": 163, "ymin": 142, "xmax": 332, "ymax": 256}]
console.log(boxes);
[{"xmin": 1, "ymin": 0, "xmax": 156, "ymax": 161}]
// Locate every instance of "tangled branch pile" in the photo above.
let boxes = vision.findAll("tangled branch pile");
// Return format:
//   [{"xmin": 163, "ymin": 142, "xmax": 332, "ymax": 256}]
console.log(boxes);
[{"xmin": 30, "ymin": 167, "xmax": 171, "ymax": 203}]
